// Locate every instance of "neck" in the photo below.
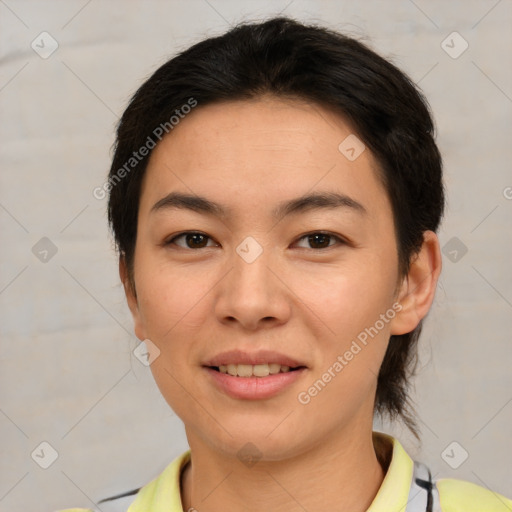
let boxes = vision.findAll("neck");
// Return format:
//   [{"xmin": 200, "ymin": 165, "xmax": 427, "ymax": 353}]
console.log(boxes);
[{"xmin": 181, "ymin": 425, "xmax": 389, "ymax": 512}]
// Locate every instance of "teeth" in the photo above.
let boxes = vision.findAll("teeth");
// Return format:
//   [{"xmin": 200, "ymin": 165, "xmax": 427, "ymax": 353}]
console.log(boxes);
[
  {"xmin": 218, "ymin": 363, "xmax": 294, "ymax": 377},
  {"xmin": 268, "ymin": 363, "xmax": 281, "ymax": 374}
]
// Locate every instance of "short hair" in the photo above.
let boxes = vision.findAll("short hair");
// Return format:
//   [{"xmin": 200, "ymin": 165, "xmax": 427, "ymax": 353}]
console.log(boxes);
[{"xmin": 107, "ymin": 16, "xmax": 445, "ymax": 438}]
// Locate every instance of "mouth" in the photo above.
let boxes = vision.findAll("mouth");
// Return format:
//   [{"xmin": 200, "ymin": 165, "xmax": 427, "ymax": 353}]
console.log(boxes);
[
  {"xmin": 203, "ymin": 363, "xmax": 307, "ymax": 400},
  {"xmin": 207, "ymin": 363, "xmax": 307, "ymax": 378},
  {"xmin": 202, "ymin": 350, "xmax": 308, "ymax": 399}
]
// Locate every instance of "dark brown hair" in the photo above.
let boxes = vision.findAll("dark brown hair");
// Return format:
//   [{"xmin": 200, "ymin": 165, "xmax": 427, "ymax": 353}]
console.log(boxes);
[{"xmin": 106, "ymin": 16, "xmax": 444, "ymax": 438}]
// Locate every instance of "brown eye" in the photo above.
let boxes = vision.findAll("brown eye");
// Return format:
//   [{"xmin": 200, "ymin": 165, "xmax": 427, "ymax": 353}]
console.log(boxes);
[
  {"xmin": 295, "ymin": 232, "xmax": 345, "ymax": 250},
  {"xmin": 166, "ymin": 232, "xmax": 216, "ymax": 249}
]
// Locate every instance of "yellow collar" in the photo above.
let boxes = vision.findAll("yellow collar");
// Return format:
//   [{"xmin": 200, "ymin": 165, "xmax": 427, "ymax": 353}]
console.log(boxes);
[
  {"xmin": 367, "ymin": 432, "xmax": 414, "ymax": 510},
  {"xmin": 128, "ymin": 431, "xmax": 413, "ymax": 512}
]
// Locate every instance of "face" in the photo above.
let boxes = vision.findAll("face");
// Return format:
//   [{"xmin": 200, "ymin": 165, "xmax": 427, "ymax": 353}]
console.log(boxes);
[{"xmin": 123, "ymin": 95, "xmax": 420, "ymax": 460}]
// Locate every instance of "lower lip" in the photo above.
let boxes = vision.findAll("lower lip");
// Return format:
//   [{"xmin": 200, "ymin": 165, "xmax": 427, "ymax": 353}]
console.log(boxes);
[{"xmin": 204, "ymin": 367, "xmax": 307, "ymax": 400}]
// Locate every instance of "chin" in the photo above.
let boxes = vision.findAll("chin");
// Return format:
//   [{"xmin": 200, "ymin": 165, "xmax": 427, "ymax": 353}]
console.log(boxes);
[{"xmin": 192, "ymin": 419, "xmax": 314, "ymax": 462}]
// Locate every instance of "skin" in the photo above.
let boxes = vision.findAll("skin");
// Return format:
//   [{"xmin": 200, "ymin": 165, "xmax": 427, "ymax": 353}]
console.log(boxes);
[{"xmin": 120, "ymin": 94, "xmax": 442, "ymax": 512}]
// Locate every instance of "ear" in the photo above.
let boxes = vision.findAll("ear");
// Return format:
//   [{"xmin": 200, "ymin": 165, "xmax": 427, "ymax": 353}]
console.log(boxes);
[
  {"xmin": 119, "ymin": 256, "xmax": 147, "ymax": 341},
  {"xmin": 390, "ymin": 230, "xmax": 442, "ymax": 335}
]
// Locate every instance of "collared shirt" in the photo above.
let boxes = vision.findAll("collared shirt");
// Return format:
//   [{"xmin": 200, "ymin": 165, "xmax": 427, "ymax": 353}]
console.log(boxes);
[{"xmin": 58, "ymin": 432, "xmax": 512, "ymax": 512}]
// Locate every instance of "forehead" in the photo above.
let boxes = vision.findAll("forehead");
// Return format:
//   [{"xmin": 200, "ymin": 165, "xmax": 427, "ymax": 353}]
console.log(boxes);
[{"xmin": 139, "ymin": 96, "xmax": 390, "ymax": 223}]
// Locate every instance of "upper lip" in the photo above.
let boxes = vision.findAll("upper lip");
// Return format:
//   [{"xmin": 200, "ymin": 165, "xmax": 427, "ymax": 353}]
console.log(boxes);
[{"xmin": 203, "ymin": 349, "xmax": 307, "ymax": 368}]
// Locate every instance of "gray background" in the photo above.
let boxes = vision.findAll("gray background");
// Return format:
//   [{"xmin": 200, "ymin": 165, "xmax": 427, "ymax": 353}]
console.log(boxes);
[{"xmin": 0, "ymin": 0, "xmax": 511, "ymax": 510}]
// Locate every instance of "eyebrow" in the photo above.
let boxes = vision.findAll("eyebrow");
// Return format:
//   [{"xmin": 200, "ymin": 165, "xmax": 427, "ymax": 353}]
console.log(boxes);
[{"xmin": 150, "ymin": 190, "xmax": 367, "ymax": 219}]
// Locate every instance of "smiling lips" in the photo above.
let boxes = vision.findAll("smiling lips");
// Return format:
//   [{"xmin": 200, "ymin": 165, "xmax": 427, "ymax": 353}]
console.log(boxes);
[
  {"xmin": 203, "ymin": 349, "xmax": 307, "ymax": 399},
  {"xmin": 218, "ymin": 363, "xmax": 293, "ymax": 377},
  {"xmin": 203, "ymin": 349, "xmax": 305, "ymax": 367},
  {"xmin": 203, "ymin": 349, "xmax": 306, "ymax": 378}
]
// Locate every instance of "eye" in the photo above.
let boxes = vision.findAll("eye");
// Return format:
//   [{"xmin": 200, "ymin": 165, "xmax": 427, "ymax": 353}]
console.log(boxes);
[
  {"xmin": 294, "ymin": 231, "xmax": 346, "ymax": 250},
  {"xmin": 165, "ymin": 231, "xmax": 218, "ymax": 249},
  {"xmin": 164, "ymin": 231, "xmax": 347, "ymax": 251}
]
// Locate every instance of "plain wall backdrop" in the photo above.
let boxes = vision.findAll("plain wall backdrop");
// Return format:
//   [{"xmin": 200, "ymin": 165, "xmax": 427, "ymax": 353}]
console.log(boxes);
[{"xmin": 0, "ymin": 1, "xmax": 511, "ymax": 510}]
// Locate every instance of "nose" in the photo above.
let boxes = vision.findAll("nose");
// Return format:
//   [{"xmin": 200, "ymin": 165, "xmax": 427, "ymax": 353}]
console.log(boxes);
[{"xmin": 214, "ymin": 240, "xmax": 291, "ymax": 331}]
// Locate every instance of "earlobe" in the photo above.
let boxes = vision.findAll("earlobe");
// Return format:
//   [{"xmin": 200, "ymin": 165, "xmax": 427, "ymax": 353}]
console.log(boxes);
[
  {"xmin": 119, "ymin": 256, "xmax": 147, "ymax": 341},
  {"xmin": 390, "ymin": 231, "xmax": 442, "ymax": 336}
]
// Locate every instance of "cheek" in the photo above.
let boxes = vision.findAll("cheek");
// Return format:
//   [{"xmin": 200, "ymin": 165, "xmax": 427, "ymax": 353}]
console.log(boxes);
[
  {"xmin": 135, "ymin": 264, "xmax": 212, "ymax": 414},
  {"xmin": 136, "ymin": 260, "xmax": 209, "ymax": 336},
  {"xmin": 294, "ymin": 252, "xmax": 397, "ymax": 393},
  {"xmin": 290, "ymin": 253, "xmax": 397, "ymax": 338}
]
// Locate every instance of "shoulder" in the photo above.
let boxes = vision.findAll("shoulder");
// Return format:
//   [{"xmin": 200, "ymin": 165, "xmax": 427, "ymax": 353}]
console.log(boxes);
[
  {"xmin": 55, "ymin": 509, "xmax": 95, "ymax": 512},
  {"xmin": 436, "ymin": 478, "xmax": 512, "ymax": 511},
  {"xmin": 55, "ymin": 489, "xmax": 138, "ymax": 512},
  {"xmin": 57, "ymin": 450, "xmax": 191, "ymax": 512}
]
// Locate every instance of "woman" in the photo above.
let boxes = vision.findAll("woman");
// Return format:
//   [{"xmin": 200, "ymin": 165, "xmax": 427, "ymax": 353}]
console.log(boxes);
[{"xmin": 61, "ymin": 16, "xmax": 511, "ymax": 512}]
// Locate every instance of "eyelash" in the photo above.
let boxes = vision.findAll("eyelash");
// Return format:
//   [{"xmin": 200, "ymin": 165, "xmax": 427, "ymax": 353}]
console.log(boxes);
[{"xmin": 164, "ymin": 231, "xmax": 347, "ymax": 251}]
